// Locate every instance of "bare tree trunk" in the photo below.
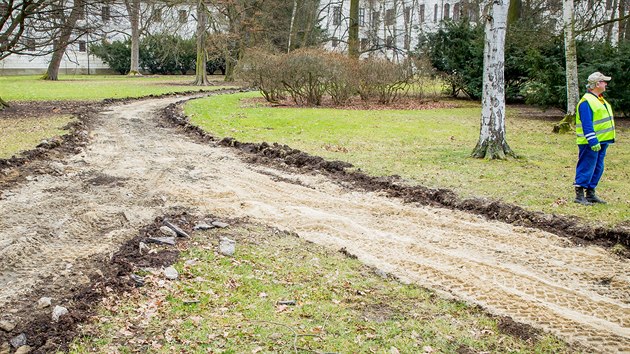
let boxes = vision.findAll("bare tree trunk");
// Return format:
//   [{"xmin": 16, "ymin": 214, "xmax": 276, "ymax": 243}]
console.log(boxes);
[
  {"xmin": 288, "ymin": 0, "xmax": 298, "ymax": 52},
  {"xmin": 193, "ymin": 0, "xmax": 209, "ymax": 86},
  {"xmin": 555, "ymin": 0, "xmax": 579, "ymax": 133},
  {"xmin": 124, "ymin": 0, "xmax": 142, "ymax": 76},
  {"xmin": 471, "ymin": 0, "xmax": 516, "ymax": 159},
  {"xmin": 348, "ymin": 0, "xmax": 360, "ymax": 57},
  {"xmin": 42, "ymin": 0, "xmax": 84, "ymax": 81}
]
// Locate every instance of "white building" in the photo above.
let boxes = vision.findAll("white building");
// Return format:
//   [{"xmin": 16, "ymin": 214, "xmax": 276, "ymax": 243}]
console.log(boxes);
[
  {"xmin": 318, "ymin": 0, "xmax": 626, "ymax": 61},
  {"xmin": 0, "ymin": 2, "xmax": 196, "ymax": 75}
]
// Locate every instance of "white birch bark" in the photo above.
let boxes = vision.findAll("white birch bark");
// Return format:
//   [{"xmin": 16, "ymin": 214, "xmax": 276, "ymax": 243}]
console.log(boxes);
[
  {"xmin": 472, "ymin": 0, "xmax": 515, "ymax": 159},
  {"xmin": 288, "ymin": 0, "xmax": 298, "ymax": 53},
  {"xmin": 563, "ymin": 0, "xmax": 579, "ymax": 116}
]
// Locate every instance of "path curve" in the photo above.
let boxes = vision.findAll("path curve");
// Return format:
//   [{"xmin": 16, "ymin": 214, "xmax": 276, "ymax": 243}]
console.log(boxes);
[{"xmin": 0, "ymin": 95, "xmax": 628, "ymax": 352}]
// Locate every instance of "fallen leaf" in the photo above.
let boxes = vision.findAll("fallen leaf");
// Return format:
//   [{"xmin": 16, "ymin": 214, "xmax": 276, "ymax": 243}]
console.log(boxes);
[{"xmin": 390, "ymin": 347, "xmax": 400, "ymax": 354}]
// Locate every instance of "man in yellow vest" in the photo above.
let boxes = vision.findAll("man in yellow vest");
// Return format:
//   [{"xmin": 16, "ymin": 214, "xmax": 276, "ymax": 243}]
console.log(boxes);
[{"xmin": 574, "ymin": 71, "xmax": 616, "ymax": 205}]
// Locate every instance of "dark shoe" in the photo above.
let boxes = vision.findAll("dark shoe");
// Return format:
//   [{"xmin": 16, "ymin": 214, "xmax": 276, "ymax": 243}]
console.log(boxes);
[
  {"xmin": 585, "ymin": 189, "xmax": 607, "ymax": 204},
  {"xmin": 574, "ymin": 187, "xmax": 592, "ymax": 205}
]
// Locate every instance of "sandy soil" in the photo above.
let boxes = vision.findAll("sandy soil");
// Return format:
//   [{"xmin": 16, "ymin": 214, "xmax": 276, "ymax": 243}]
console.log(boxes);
[{"xmin": 0, "ymin": 95, "xmax": 628, "ymax": 352}]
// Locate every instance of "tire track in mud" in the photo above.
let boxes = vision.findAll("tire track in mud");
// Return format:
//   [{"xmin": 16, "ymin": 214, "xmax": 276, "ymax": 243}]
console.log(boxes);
[{"xmin": 0, "ymin": 96, "xmax": 628, "ymax": 352}]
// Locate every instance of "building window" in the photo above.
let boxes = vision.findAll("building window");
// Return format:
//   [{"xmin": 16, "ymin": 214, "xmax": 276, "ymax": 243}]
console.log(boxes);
[
  {"xmin": 419, "ymin": 4, "xmax": 425, "ymax": 23},
  {"xmin": 359, "ymin": 8, "xmax": 365, "ymax": 26},
  {"xmin": 78, "ymin": 40, "xmax": 86, "ymax": 52},
  {"xmin": 433, "ymin": 4, "xmax": 438, "ymax": 22},
  {"xmin": 153, "ymin": 8, "xmax": 162, "ymax": 22},
  {"xmin": 453, "ymin": 3, "xmax": 460, "ymax": 21},
  {"xmin": 360, "ymin": 38, "xmax": 369, "ymax": 51},
  {"xmin": 333, "ymin": 6, "xmax": 342, "ymax": 25},
  {"xmin": 385, "ymin": 8, "xmax": 395, "ymax": 26},
  {"xmin": 444, "ymin": 3, "xmax": 450, "ymax": 20},
  {"xmin": 101, "ymin": 6, "xmax": 110, "ymax": 22},
  {"xmin": 332, "ymin": 37, "xmax": 338, "ymax": 47},
  {"xmin": 371, "ymin": 10, "xmax": 380, "ymax": 28},
  {"xmin": 179, "ymin": 9, "xmax": 187, "ymax": 23}
]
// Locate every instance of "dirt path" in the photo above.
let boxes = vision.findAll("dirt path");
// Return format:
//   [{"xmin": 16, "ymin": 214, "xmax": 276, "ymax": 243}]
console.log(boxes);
[{"xmin": 1, "ymin": 95, "xmax": 628, "ymax": 352}]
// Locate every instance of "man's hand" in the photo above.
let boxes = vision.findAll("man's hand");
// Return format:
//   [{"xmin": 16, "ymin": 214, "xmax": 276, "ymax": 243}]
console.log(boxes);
[{"xmin": 591, "ymin": 143, "xmax": 602, "ymax": 152}]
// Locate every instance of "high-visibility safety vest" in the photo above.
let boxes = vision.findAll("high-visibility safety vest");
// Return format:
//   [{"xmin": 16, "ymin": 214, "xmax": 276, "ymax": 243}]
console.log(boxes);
[{"xmin": 575, "ymin": 93, "xmax": 615, "ymax": 145}]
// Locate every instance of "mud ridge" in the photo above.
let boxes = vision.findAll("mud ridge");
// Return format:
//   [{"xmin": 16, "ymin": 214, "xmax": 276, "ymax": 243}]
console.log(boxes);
[
  {"xmin": 163, "ymin": 99, "xmax": 629, "ymax": 250},
  {"xmin": 0, "ymin": 214, "xmax": 189, "ymax": 354}
]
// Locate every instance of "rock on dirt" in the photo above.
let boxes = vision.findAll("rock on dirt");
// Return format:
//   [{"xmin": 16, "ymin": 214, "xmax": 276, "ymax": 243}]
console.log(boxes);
[
  {"xmin": 163, "ymin": 266, "xmax": 178, "ymax": 280},
  {"xmin": 9, "ymin": 333, "xmax": 26, "ymax": 348},
  {"xmin": 159, "ymin": 226, "xmax": 177, "ymax": 238},
  {"xmin": 147, "ymin": 237, "xmax": 176, "ymax": 246},
  {"xmin": 52, "ymin": 306, "xmax": 68, "ymax": 322},
  {"xmin": 219, "ymin": 237, "xmax": 236, "ymax": 256},
  {"xmin": 37, "ymin": 297, "xmax": 52, "ymax": 309},
  {"xmin": 15, "ymin": 345, "xmax": 31, "ymax": 354},
  {"xmin": 0, "ymin": 341, "xmax": 9, "ymax": 354},
  {"xmin": 0, "ymin": 321, "xmax": 15, "ymax": 333},
  {"xmin": 212, "ymin": 221, "xmax": 229, "ymax": 228}
]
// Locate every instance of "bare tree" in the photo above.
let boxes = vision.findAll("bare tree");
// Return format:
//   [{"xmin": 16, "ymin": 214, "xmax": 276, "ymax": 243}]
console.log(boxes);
[
  {"xmin": 0, "ymin": 0, "xmax": 51, "ymax": 107},
  {"xmin": 348, "ymin": 0, "xmax": 359, "ymax": 57},
  {"xmin": 193, "ymin": 0, "xmax": 209, "ymax": 85},
  {"xmin": 42, "ymin": 0, "xmax": 86, "ymax": 80},
  {"xmin": 471, "ymin": 0, "xmax": 516, "ymax": 159},
  {"xmin": 124, "ymin": 0, "xmax": 142, "ymax": 75},
  {"xmin": 552, "ymin": 0, "xmax": 580, "ymax": 133}
]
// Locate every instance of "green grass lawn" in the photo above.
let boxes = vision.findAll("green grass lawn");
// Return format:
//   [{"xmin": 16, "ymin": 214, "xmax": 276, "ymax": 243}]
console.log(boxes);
[
  {"xmin": 0, "ymin": 115, "xmax": 75, "ymax": 159},
  {"xmin": 0, "ymin": 74, "xmax": 237, "ymax": 101},
  {"xmin": 185, "ymin": 92, "xmax": 629, "ymax": 227},
  {"xmin": 68, "ymin": 223, "xmax": 569, "ymax": 353}
]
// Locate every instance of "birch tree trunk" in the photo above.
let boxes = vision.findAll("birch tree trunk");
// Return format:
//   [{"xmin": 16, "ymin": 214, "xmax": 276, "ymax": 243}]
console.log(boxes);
[
  {"xmin": 42, "ymin": 0, "xmax": 84, "ymax": 81},
  {"xmin": 288, "ymin": 0, "xmax": 298, "ymax": 53},
  {"xmin": 348, "ymin": 0, "xmax": 359, "ymax": 58},
  {"xmin": 193, "ymin": 0, "xmax": 209, "ymax": 86},
  {"xmin": 124, "ymin": 0, "xmax": 142, "ymax": 76},
  {"xmin": 554, "ymin": 0, "xmax": 579, "ymax": 133},
  {"xmin": 471, "ymin": 0, "xmax": 515, "ymax": 159}
]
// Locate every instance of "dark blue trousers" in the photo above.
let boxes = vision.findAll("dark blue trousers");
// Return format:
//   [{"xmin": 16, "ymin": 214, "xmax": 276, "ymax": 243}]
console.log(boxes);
[{"xmin": 574, "ymin": 143, "xmax": 609, "ymax": 189}]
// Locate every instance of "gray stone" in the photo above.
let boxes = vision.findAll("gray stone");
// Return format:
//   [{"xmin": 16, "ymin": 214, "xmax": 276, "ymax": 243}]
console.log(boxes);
[
  {"xmin": 193, "ymin": 223, "xmax": 214, "ymax": 230},
  {"xmin": 15, "ymin": 345, "xmax": 32, "ymax": 354},
  {"xmin": 37, "ymin": 297, "xmax": 52, "ymax": 309},
  {"xmin": 375, "ymin": 269, "xmax": 388, "ymax": 278},
  {"xmin": 0, "ymin": 341, "xmax": 9, "ymax": 354},
  {"xmin": 147, "ymin": 237, "xmax": 176, "ymax": 246},
  {"xmin": 10, "ymin": 333, "xmax": 26, "ymax": 348},
  {"xmin": 163, "ymin": 220, "xmax": 190, "ymax": 238},
  {"xmin": 138, "ymin": 241, "xmax": 150, "ymax": 254},
  {"xmin": 164, "ymin": 266, "xmax": 179, "ymax": 280},
  {"xmin": 160, "ymin": 226, "xmax": 177, "ymax": 237},
  {"xmin": 130, "ymin": 274, "xmax": 145, "ymax": 287},
  {"xmin": 212, "ymin": 221, "xmax": 230, "ymax": 228},
  {"xmin": 184, "ymin": 259, "xmax": 197, "ymax": 267},
  {"xmin": 219, "ymin": 237, "xmax": 235, "ymax": 256},
  {"xmin": 52, "ymin": 305, "xmax": 68, "ymax": 322},
  {"xmin": 0, "ymin": 320, "xmax": 15, "ymax": 332}
]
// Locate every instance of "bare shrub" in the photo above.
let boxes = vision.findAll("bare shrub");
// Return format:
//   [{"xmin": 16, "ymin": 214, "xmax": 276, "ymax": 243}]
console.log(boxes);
[
  {"xmin": 323, "ymin": 53, "xmax": 359, "ymax": 105},
  {"xmin": 235, "ymin": 48, "xmax": 284, "ymax": 103},
  {"xmin": 280, "ymin": 49, "xmax": 331, "ymax": 106},
  {"xmin": 408, "ymin": 56, "xmax": 441, "ymax": 101},
  {"xmin": 357, "ymin": 58, "xmax": 414, "ymax": 104}
]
